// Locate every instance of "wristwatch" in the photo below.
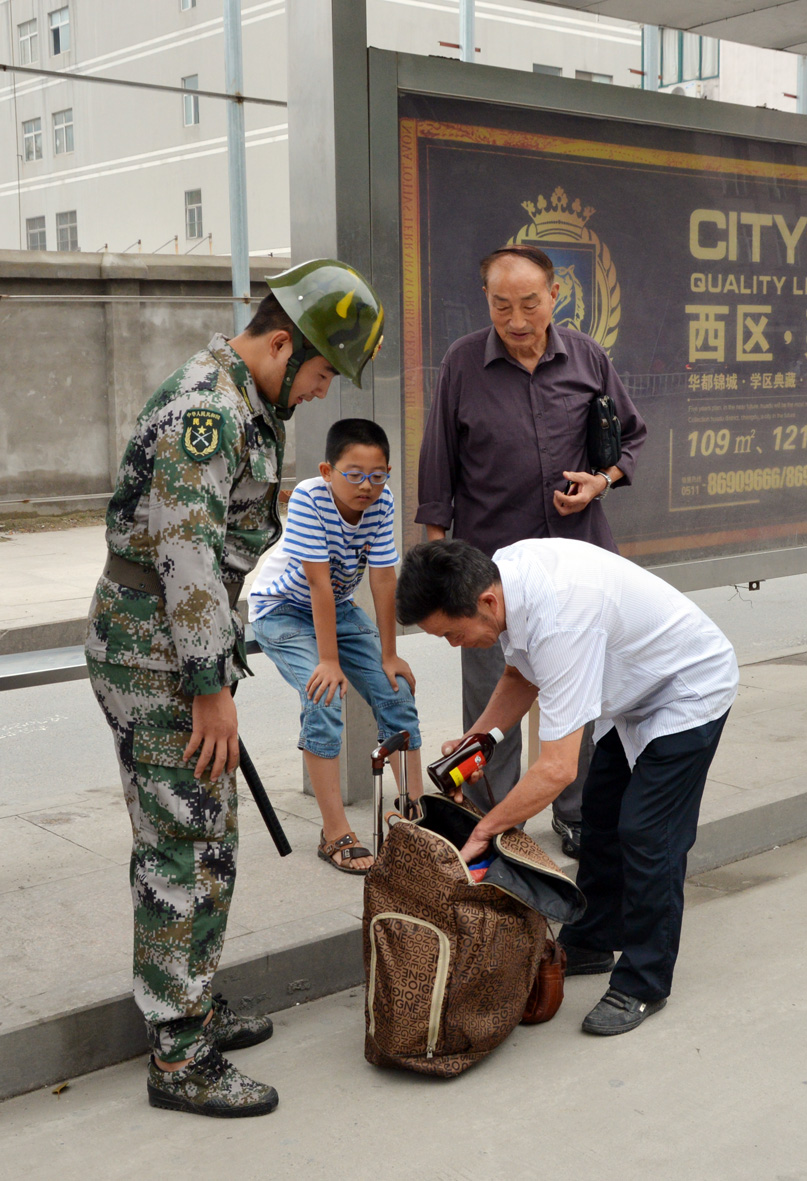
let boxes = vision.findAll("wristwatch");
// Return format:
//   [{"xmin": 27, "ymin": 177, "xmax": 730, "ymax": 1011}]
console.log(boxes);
[{"xmin": 594, "ymin": 470, "xmax": 612, "ymax": 500}]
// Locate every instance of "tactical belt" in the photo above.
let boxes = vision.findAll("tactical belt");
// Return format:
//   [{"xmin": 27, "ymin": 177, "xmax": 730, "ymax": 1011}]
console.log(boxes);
[{"xmin": 103, "ymin": 551, "xmax": 244, "ymax": 609}]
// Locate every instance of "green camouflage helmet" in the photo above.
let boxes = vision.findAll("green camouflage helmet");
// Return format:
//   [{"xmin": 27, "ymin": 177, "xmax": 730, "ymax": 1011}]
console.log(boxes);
[{"xmin": 266, "ymin": 259, "xmax": 384, "ymax": 389}]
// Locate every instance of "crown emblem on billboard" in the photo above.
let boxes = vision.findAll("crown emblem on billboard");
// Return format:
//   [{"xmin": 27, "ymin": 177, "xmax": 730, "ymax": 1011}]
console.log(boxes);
[
  {"xmin": 522, "ymin": 187, "xmax": 596, "ymax": 232},
  {"xmin": 509, "ymin": 187, "xmax": 620, "ymax": 354}
]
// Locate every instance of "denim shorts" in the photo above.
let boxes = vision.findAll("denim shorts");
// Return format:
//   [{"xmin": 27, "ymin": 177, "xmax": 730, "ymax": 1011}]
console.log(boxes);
[{"xmin": 252, "ymin": 600, "xmax": 422, "ymax": 760}]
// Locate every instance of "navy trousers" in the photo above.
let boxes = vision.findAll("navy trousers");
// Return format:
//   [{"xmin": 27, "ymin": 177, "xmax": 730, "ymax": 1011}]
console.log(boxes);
[{"xmin": 559, "ymin": 711, "xmax": 730, "ymax": 1001}]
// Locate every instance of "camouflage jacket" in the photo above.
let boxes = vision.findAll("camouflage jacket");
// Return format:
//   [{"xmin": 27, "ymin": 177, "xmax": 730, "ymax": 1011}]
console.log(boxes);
[{"xmin": 86, "ymin": 334, "xmax": 285, "ymax": 697}]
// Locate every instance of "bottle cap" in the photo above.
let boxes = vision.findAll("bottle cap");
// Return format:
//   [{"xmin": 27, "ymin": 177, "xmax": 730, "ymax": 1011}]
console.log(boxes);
[{"xmin": 489, "ymin": 727, "xmax": 504, "ymax": 744}]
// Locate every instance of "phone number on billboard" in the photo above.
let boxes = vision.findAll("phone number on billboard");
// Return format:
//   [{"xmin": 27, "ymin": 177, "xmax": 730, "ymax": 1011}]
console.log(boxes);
[{"xmin": 705, "ymin": 466, "xmax": 807, "ymax": 494}]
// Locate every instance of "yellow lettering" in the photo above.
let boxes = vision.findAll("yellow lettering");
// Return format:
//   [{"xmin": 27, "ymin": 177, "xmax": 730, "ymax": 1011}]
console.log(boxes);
[
  {"xmin": 690, "ymin": 210, "xmax": 726, "ymax": 260},
  {"xmin": 740, "ymin": 213, "xmax": 773, "ymax": 262},
  {"xmin": 773, "ymin": 214, "xmax": 807, "ymax": 264}
]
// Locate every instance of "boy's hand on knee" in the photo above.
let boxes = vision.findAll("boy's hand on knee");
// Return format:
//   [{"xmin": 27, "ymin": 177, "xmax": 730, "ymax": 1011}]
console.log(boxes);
[
  {"xmin": 382, "ymin": 656, "xmax": 416, "ymax": 694},
  {"xmin": 307, "ymin": 660, "xmax": 348, "ymax": 706}
]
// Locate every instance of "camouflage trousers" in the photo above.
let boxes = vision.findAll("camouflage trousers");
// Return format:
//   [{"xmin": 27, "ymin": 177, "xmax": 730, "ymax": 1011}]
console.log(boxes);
[{"xmin": 86, "ymin": 655, "xmax": 238, "ymax": 1063}]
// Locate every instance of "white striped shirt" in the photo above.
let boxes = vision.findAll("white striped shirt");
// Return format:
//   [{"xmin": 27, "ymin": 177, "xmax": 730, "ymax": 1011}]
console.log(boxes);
[
  {"xmin": 495, "ymin": 539, "xmax": 739, "ymax": 766},
  {"xmin": 248, "ymin": 477, "xmax": 398, "ymax": 620}
]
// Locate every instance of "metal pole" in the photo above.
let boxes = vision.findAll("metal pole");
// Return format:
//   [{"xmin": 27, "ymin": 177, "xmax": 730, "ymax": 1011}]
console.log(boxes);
[
  {"xmin": 798, "ymin": 56, "xmax": 807, "ymax": 115},
  {"xmin": 459, "ymin": 0, "xmax": 475, "ymax": 63},
  {"xmin": 224, "ymin": 0, "xmax": 251, "ymax": 334}
]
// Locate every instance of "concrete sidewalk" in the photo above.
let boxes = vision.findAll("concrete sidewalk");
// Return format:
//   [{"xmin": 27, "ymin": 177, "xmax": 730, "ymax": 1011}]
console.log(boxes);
[
  {"xmin": 4, "ymin": 838, "xmax": 807, "ymax": 1181},
  {"xmin": 2, "ymin": 525, "xmax": 807, "ymax": 1102}
]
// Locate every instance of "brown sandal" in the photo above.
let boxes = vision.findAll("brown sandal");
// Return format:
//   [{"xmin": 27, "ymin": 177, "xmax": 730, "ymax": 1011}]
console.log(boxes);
[{"xmin": 317, "ymin": 830, "xmax": 373, "ymax": 875}]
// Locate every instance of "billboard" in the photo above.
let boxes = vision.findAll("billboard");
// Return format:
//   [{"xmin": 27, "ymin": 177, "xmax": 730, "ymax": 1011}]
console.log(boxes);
[{"xmin": 399, "ymin": 92, "xmax": 807, "ymax": 569}]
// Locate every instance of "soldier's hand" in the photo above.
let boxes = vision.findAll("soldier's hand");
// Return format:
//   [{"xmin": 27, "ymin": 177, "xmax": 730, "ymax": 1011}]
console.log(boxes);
[
  {"xmin": 185, "ymin": 687, "xmax": 239, "ymax": 781},
  {"xmin": 306, "ymin": 660, "xmax": 348, "ymax": 706}
]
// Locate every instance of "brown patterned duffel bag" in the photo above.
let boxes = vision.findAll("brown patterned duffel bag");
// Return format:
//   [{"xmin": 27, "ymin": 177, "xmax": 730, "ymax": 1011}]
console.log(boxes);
[{"xmin": 363, "ymin": 793, "xmax": 585, "ymax": 1077}]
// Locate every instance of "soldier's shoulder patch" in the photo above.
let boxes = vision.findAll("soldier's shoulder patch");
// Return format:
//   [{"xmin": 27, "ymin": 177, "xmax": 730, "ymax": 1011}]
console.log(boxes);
[{"xmin": 181, "ymin": 408, "xmax": 224, "ymax": 461}]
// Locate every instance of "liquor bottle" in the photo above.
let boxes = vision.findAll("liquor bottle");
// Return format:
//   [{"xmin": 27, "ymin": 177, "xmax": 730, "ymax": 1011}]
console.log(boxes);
[{"xmin": 426, "ymin": 728, "xmax": 505, "ymax": 795}]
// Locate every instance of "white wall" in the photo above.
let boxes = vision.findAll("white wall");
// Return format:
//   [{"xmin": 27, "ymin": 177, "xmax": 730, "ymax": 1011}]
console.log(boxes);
[{"xmin": 0, "ymin": 0, "xmax": 290, "ymax": 255}]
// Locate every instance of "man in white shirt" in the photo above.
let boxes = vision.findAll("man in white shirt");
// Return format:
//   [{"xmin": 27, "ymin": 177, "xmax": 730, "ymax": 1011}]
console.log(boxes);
[{"xmin": 396, "ymin": 537, "xmax": 739, "ymax": 1035}]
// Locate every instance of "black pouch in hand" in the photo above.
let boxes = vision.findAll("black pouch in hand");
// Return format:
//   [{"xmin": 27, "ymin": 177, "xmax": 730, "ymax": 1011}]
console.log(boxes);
[{"xmin": 587, "ymin": 393, "xmax": 622, "ymax": 470}]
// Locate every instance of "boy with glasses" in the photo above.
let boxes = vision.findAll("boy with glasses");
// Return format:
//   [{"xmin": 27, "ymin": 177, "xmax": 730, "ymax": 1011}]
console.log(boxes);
[{"xmin": 250, "ymin": 418, "xmax": 423, "ymax": 871}]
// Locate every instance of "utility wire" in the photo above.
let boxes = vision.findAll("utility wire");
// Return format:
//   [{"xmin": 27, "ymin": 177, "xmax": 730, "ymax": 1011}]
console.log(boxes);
[{"xmin": 0, "ymin": 61, "xmax": 287, "ymax": 107}]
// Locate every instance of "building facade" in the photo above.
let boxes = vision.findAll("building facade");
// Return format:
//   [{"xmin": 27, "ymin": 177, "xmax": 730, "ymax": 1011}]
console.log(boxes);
[{"xmin": 0, "ymin": 1, "xmax": 799, "ymax": 258}]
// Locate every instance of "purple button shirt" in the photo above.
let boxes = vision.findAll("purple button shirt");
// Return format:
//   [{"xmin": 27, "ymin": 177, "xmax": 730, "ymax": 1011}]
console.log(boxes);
[{"xmin": 416, "ymin": 323, "xmax": 647, "ymax": 558}]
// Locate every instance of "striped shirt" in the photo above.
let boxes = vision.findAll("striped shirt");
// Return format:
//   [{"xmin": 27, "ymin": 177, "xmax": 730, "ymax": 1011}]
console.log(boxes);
[
  {"xmin": 248, "ymin": 477, "xmax": 398, "ymax": 620},
  {"xmin": 495, "ymin": 538, "xmax": 739, "ymax": 766}
]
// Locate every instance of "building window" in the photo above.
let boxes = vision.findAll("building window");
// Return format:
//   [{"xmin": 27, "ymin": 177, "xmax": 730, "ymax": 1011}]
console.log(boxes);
[
  {"xmin": 56, "ymin": 210, "xmax": 78, "ymax": 251},
  {"xmin": 180, "ymin": 0, "xmax": 196, "ymax": 9},
  {"xmin": 661, "ymin": 29, "xmax": 719, "ymax": 85},
  {"xmin": 49, "ymin": 7, "xmax": 70, "ymax": 55},
  {"xmin": 18, "ymin": 19, "xmax": 38, "ymax": 64},
  {"xmin": 26, "ymin": 216, "xmax": 47, "ymax": 251},
  {"xmin": 23, "ymin": 117, "xmax": 43, "ymax": 162},
  {"xmin": 53, "ymin": 108, "xmax": 74, "ymax": 154},
  {"xmin": 185, "ymin": 189, "xmax": 203, "ymax": 238},
  {"xmin": 533, "ymin": 63, "xmax": 562, "ymax": 77},
  {"xmin": 575, "ymin": 70, "xmax": 612, "ymax": 84},
  {"xmin": 182, "ymin": 75, "xmax": 200, "ymax": 126}
]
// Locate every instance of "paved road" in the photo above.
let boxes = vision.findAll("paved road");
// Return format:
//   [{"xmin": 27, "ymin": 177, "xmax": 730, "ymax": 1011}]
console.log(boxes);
[
  {"xmin": 3, "ymin": 572, "xmax": 807, "ymax": 806},
  {"xmin": 2, "ymin": 838, "xmax": 806, "ymax": 1181}
]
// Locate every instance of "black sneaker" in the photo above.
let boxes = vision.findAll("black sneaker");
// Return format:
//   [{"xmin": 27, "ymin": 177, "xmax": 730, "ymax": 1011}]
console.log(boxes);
[
  {"xmin": 562, "ymin": 944, "xmax": 616, "ymax": 976},
  {"xmin": 551, "ymin": 815, "xmax": 581, "ymax": 859},
  {"xmin": 147, "ymin": 1045, "xmax": 279, "ymax": 1118},
  {"xmin": 207, "ymin": 993, "xmax": 274, "ymax": 1052},
  {"xmin": 581, "ymin": 988, "xmax": 667, "ymax": 1036}
]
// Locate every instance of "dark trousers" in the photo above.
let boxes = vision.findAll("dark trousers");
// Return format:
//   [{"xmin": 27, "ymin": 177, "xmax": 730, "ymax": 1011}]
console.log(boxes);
[
  {"xmin": 560, "ymin": 711, "xmax": 730, "ymax": 1001},
  {"xmin": 461, "ymin": 644, "xmax": 589, "ymax": 821}
]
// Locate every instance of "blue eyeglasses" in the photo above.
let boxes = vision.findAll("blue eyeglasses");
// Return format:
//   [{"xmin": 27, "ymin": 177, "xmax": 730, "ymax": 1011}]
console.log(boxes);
[{"xmin": 335, "ymin": 469, "xmax": 390, "ymax": 486}]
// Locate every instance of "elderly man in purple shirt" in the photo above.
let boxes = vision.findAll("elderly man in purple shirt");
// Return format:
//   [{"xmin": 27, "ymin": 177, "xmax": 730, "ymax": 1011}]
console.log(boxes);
[{"xmin": 416, "ymin": 244, "xmax": 647, "ymax": 854}]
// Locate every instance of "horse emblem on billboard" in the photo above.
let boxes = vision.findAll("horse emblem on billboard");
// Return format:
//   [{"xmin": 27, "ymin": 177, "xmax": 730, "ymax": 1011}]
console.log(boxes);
[{"xmin": 509, "ymin": 187, "xmax": 621, "ymax": 353}]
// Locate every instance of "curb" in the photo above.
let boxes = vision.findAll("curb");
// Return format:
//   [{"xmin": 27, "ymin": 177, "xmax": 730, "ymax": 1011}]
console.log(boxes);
[
  {"xmin": 4, "ymin": 788, "xmax": 807, "ymax": 1102},
  {"xmin": 0, "ymin": 915, "xmax": 364, "ymax": 1103}
]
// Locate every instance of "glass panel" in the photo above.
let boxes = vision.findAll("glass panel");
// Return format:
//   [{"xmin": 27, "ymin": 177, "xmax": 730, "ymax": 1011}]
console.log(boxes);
[
  {"xmin": 26, "ymin": 216, "xmax": 46, "ymax": 251},
  {"xmin": 23, "ymin": 118, "xmax": 42, "ymax": 162},
  {"xmin": 185, "ymin": 190, "xmax": 202, "ymax": 238},
  {"xmin": 576, "ymin": 70, "xmax": 612, "ymax": 84},
  {"xmin": 49, "ymin": 7, "xmax": 70, "ymax": 55},
  {"xmin": 19, "ymin": 19, "xmax": 38, "ymax": 65},
  {"xmin": 682, "ymin": 33, "xmax": 700, "ymax": 82},
  {"xmin": 182, "ymin": 76, "xmax": 199, "ymax": 125},
  {"xmin": 54, "ymin": 109, "xmax": 73, "ymax": 154},
  {"xmin": 700, "ymin": 37, "xmax": 719, "ymax": 79},
  {"xmin": 56, "ymin": 211, "xmax": 78, "ymax": 251},
  {"xmin": 661, "ymin": 28, "xmax": 680, "ymax": 86}
]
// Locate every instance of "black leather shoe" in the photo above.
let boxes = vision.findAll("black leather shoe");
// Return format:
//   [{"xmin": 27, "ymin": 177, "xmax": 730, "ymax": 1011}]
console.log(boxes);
[
  {"xmin": 582, "ymin": 988, "xmax": 667, "ymax": 1036},
  {"xmin": 562, "ymin": 944, "xmax": 615, "ymax": 976},
  {"xmin": 551, "ymin": 815, "xmax": 581, "ymax": 859}
]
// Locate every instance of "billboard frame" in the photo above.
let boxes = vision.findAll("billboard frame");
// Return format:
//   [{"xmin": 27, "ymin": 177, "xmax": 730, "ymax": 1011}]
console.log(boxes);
[{"xmin": 367, "ymin": 47, "xmax": 807, "ymax": 592}]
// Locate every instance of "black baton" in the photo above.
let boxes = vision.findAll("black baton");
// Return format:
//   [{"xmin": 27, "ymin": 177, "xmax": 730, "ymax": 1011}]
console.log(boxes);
[{"xmin": 238, "ymin": 738, "xmax": 292, "ymax": 857}]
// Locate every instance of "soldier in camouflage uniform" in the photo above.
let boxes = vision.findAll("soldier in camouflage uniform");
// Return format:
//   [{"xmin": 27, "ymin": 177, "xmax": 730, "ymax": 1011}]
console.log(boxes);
[{"xmin": 85, "ymin": 260, "xmax": 384, "ymax": 1117}]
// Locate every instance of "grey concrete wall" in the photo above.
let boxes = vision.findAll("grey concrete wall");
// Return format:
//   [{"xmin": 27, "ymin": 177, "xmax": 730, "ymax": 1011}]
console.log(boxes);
[{"xmin": 0, "ymin": 251, "xmax": 288, "ymax": 504}]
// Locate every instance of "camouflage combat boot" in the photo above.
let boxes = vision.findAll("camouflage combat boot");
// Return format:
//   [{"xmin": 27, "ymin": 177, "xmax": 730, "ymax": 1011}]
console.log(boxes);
[
  {"xmin": 147, "ymin": 1046, "xmax": 279, "ymax": 1118},
  {"xmin": 207, "ymin": 992, "xmax": 275, "ymax": 1052}
]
